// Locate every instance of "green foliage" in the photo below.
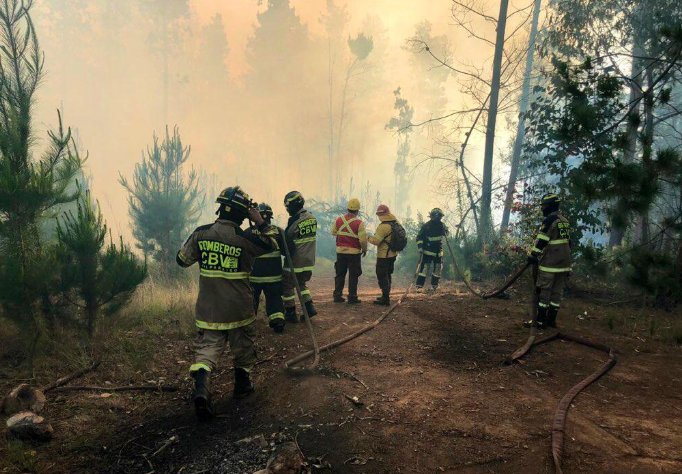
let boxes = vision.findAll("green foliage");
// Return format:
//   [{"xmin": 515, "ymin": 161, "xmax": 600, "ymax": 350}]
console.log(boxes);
[
  {"xmin": 0, "ymin": 0, "xmax": 83, "ymax": 346},
  {"xmin": 56, "ymin": 193, "xmax": 147, "ymax": 336},
  {"xmin": 348, "ymin": 33, "xmax": 373, "ymax": 60},
  {"xmin": 119, "ymin": 126, "xmax": 203, "ymax": 269}
]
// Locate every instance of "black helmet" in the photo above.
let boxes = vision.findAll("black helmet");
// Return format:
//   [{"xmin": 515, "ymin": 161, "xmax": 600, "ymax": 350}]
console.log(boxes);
[
  {"xmin": 216, "ymin": 186, "xmax": 254, "ymax": 217},
  {"xmin": 429, "ymin": 207, "xmax": 444, "ymax": 219},
  {"xmin": 284, "ymin": 191, "xmax": 304, "ymax": 215},
  {"xmin": 257, "ymin": 202, "xmax": 273, "ymax": 221},
  {"xmin": 540, "ymin": 193, "xmax": 561, "ymax": 207}
]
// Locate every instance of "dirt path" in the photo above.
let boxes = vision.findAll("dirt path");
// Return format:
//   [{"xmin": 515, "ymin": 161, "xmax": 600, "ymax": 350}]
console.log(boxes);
[{"xmin": 8, "ymin": 282, "xmax": 682, "ymax": 474}]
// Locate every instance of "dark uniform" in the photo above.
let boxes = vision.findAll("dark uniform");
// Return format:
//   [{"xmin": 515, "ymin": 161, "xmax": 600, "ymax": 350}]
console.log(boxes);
[
  {"xmin": 528, "ymin": 193, "xmax": 572, "ymax": 328},
  {"xmin": 416, "ymin": 208, "xmax": 449, "ymax": 290},
  {"xmin": 282, "ymin": 191, "xmax": 318, "ymax": 322}
]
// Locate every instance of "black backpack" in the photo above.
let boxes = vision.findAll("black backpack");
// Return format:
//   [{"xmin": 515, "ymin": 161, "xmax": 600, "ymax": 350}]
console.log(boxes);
[{"xmin": 387, "ymin": 221, "xmax": 407, "ymax": 252}]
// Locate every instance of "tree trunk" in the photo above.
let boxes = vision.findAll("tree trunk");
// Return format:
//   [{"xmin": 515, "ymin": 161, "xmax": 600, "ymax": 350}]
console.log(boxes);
[
  {"xmin": 479, "ymin": 0, "xmax": 509, "ymax": 245},
  {"xmin": 500, "ymin": 0, "xmax": 541, "ymax": 234},
  {"xmin": 609, "ymin": 6, "xmax": 645, "ymax": 247},
  {"xmin": 639, "ymin": 66, "xmax": 655, "ymax": 246}
]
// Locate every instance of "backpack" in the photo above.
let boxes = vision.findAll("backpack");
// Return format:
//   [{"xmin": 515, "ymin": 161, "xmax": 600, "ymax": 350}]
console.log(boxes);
[{"xmin": 387, "ymin": 221, "xmax": 407, "ymax": 252}]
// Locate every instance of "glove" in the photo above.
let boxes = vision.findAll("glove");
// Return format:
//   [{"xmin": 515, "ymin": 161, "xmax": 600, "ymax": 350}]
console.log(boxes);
[{"xmin": 527, "ymin": 254, "xmax": 539, "ymax": 265}]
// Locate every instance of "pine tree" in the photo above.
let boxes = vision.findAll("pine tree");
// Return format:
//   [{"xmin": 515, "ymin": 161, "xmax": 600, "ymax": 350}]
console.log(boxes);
[
  {"xmin": 119, "ymin": 126, "xmax": 203, "ymax": 271},
  {"xmin": 0, "ymin": 0, "xmax": 83, "ymax": 361},
  {"xmin": 386, "ymin": 87, "xmax": 415, "ymax": 216},
  {"xmin": 56, "ymin": 192, "xmax": 146, "ymax": 337}
]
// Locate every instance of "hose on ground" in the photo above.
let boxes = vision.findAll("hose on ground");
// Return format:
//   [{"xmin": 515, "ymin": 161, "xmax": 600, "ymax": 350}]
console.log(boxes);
[{"xmin": 284, "ymin": 253, "xmax": 424, "ymax": 369}]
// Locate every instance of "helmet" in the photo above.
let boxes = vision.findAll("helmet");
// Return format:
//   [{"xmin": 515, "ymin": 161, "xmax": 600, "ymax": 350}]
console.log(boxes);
[
  {"xmin": 284, "ymin": 191, "xmax": 305, "ymax": 215},
  {"xmin": 347, "ymin": 198, "xmax": 360, "ymax": 212},
  {"xmin": 216, "ymin": 186, "xmax": 254, "ymax": 217},
  {"xmin": 429, "ymin": 208, "xmax": 444, "ymax": 219},
  {"xmin": 257, "ymin": 202, "xmax": 273, "ymax": 221},
  {"xmin": 376, "ymin": 204, "xmax": 390, "ymax": 216},
  {"xmin": 540, "ymin": 193, "xmax": 561, "ymax": 207}
]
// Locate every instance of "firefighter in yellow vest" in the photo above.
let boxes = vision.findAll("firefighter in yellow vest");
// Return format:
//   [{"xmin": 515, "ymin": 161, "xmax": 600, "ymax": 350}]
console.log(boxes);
[
  {"xmin": 331, "ymin": 198, "xmax": 368, "ymax": 304},
  {"xmin": 525, "ymin": 193, "xmax": 572, "ymax": 329},
  {"xmin": 282, "ymin": 191, "xmax": 318, "ymax": 323},
  {"xmin": 177, "ymin": 186, "xmax": 278, "ymax": 419}
]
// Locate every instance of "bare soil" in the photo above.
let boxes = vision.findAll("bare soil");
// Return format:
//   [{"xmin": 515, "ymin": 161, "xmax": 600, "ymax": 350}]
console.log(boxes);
[{"xmin": 2, "ymin": 277, "xmax": 681, "ymax": 473}]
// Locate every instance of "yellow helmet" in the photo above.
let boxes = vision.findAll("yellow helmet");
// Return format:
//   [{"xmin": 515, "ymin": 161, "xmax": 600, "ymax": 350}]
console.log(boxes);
[{"xmin": 347, "ymin": 198, "xmax": 360, "ymax": 212}]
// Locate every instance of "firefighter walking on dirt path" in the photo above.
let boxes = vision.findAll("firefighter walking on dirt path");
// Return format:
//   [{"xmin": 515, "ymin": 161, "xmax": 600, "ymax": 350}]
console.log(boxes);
[
  {"xmin": 177, "ymin": 186, "xmax": 278, "ymax": 420},
  {"xmin": 416, "ymin": 208, "xmax": 449, "ymax": 291},
  {"xmin": 282, "ymin": 191, "xmax": 318, "ymax": 323},
  {"xmin": 249, "ymin": 203, "xmax": 292, "ymax": 334},
  {"xmin": 331, "ymin": 198, "xmax": 368, "ymax": 304},
  {"xmin": 524, "ymin": 193, "xmax": 572, "ymax": 329},
  {"xmin": 368, "ymin": 204, "xmax": 403, "ymax": 306}
]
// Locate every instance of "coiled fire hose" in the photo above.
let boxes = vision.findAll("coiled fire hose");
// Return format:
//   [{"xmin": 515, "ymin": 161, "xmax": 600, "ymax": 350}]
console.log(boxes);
[
  {"xmin": 444, "ymin": 234, "xmax": 617, "ymax": 473},
  {"xmin": 283, "ymin": 252, "xmax": 424, "ymax": 369}
]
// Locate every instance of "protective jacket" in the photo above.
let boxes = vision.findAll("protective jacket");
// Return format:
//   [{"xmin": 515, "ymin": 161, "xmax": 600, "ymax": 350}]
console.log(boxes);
[
  {"xmin": 177, "ymin": 220, "xmax": 278, "ymax": 330},
  {"xmin": 331, "ymin": 213, "xmax": 367, "ymax": 254},
  {"xmin": 369, "ymin": 213, "xmax": 398, "ymax": 258},
  {"xmin": 530, "ymin": 211, "xmax": 572, "ymax": 273},
  {"xmin": 416, "ymin": 220, "xmax": 448, "ymax": 257},
  {"xmin": 285, "ymin": 209, "xmax": 317, "ymax": 273},
  {"xmin": 250, "ymin": 226, "xmax": 290, "ymax": 284}
]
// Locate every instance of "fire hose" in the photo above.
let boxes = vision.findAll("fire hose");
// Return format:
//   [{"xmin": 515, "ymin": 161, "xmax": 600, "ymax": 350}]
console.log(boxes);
[
  {"xmin": 283, "ymin": 252, "xmax": 424, "ymax": 369},
  {"xmin": 445, "ymin": 235, "xmax": 617, "ymax": 473}
]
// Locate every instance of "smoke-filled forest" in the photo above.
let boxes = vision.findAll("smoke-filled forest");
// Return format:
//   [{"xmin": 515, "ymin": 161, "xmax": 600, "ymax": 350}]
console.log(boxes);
[{"xmin": 1, "ymin": 0, "xmax": 682, "ymax": 473}]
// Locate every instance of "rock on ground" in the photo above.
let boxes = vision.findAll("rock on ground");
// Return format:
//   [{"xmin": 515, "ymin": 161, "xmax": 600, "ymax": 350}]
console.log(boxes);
[
  {"xmin": 2, "ymin": 384, "xmax": 46, "ymax": 415},
  {"xmin": 6, "ymin": 411, "xmax": 54, "ymax": 441}
]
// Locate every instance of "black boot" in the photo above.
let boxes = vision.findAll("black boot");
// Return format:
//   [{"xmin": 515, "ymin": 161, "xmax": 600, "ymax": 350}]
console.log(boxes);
[
  {"xmin": 374, "ymin": 291, "xmax": 390, "ymax": 306},
  {"xmin": 234, "ymin": 367, "xmax": 254, "ymax": 399},
  {"xmin": 269, "ymin": 317, "xmax": 285, "ymax": 334},
  {"xmin": 304, "ymin": 300, "xmax": 317, "ymax": 318},
  {"xmin": 546, "ymin": 307, "xmax": 558, "ymax": 328},
  {"xmin": 523, "ymin": 306, "xmax": 548, "ymax": 329},
  {"xmin": 191, "ymin": 369, "xmax": 213, "ymax": 420},
  {"xmin": 333, "ymin": 295, "xmax": 346, "ymax": 303},
  {"xmin": 285, "ymin": 307, "xmax": 298, "ymax": 323},
  {"xmin": 347, "ymin": 296, "xmax": 361, "ymax": 304}
]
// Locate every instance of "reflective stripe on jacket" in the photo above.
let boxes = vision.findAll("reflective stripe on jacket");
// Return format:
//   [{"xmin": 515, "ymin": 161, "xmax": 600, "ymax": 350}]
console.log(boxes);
[
  {"xmin": 530, "ymin": 211, "xmax": 572, "ymax": 273},
  {"xmin": 416, "ymin": 220, "xmax": 448, "ymax": 257},
  {"xmin": 177, "ymin": 220, "xmax": 278, "ymax": 329},
  {"xmin": 250, "ymin": 226, "xmax": 285, "ymax": 284},
  {"xmin": 285, "ymin": 209, "xmax": 317, "ymax": 273},
  {"xmin": 331, "ymin": 213, "xmax": 367, "ymax": 254}
]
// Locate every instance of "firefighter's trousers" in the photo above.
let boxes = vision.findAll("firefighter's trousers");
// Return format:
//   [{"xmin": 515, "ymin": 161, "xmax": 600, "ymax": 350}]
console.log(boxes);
[
  {"xmin": 189, "ymin": 323, "xmax": 257, "ymax": 373},
  {"xmin": 253, "ymin": 282, "xmax": 285, "ymax": 325},
  {"xmin": 282, "ymin": 270, "xmax": 313, "ymax": 309},
  {"xmin": 536, "ymin": 270, "xmax": 569, "ymax": 312},
  {"xmin": 416, "ymin": 254, "xmax": 442, "ymax": 288}
]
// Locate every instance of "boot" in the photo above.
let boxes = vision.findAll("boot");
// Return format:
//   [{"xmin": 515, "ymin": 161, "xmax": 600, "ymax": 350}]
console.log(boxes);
[
  {"xmin": 285, "ymin": 307, "xmax": 298, "ymax": 323},
  {"xmin": 234, "ymin": 367, "xmax": 254, "ymax": 399},
  {"xmin": 373, "ymin": 291, "xmax": 390, "ymax": 306},
  {"xmin": 333, "ymin": 295, "xmax": 346, "ymax": 303},
  {"xmin": 191, "ymin": 369, "xmax": 213, "ymax": 420},
  {"xmin": 304, "ymin": 300, "xmax": 317, "ymax": 318},
  {"xmin": 347, "ymin": 296, "xmax": 361, "ymax": 304},
  {"xmin": 546, "ymin": 307, "xmax": 558, "ymax": 328},
  {"xmin": 523, "ymin": 306, "xmax": 547, "ymax": 329},
  {"xmin": 269, "ymin": 317, "xmax": 285, "ymax": 334}
]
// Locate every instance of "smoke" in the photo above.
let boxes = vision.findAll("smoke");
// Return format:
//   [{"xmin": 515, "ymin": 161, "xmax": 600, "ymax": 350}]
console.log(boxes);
[{"xmin": 30, "ymin": 0, "xmax": 513, "ymax": 241}]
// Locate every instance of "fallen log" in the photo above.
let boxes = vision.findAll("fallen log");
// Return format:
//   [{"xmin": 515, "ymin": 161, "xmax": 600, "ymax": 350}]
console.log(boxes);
[
  {"xmin": 42, "ymin": 360, "xmax": 101, "ymax": 393},
  {"xmin": 51, "ymin": 385, "xmax": 178, "ymax": 393}
]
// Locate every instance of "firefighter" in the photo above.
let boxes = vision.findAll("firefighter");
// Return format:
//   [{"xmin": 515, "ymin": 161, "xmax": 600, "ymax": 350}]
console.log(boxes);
[
  {"xmin": 249, "ymin": 203, "xmax": 290, "ymax": 334},
  {"xmin": 177, "ymin": 186, "xmax": 278, "ymax": 420},
  {"xmin": 282, "ymin": 191, "xmax": 318, "ymax": 323},
  {"xmin": 416, "ymin": 208, "xmax": 448, "ymax": 291},
  {"xmin": 331, "ymin": 198, "xmax": 368, "ymax": 304},
  {"xmin": 368, "ymin": 204, "xmax": 399, "ymax": 306},
  {"xmin": 524, "ymin": 193, "xmax": 572, "ymax": 329}
]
